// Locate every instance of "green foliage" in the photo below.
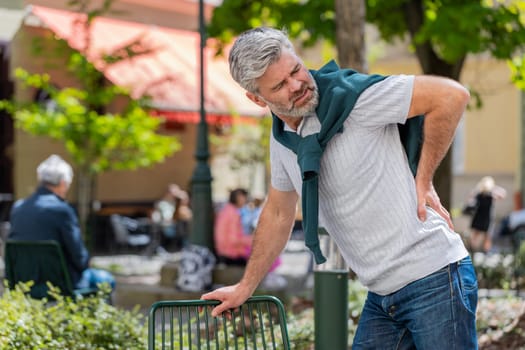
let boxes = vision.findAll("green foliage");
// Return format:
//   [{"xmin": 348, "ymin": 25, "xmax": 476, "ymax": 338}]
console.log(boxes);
[
  {"xmin": 212, "ymin": 116, "xmax": 267, "ymax": 170},
  {"xmin": 368, "ymin": 0, "xmax": 525, "ymax": 63},
  {"xmin": 347, "ymin": 279, "xmax": 367, "ymax": 346},
  {"xmin": 208, "ymin": 0, "xmax": 525, "ymax": 83},
  {"xmin": 209, "ymin": 0, "xmax": 524, "ymax": 56},
  {"xmin": 510, "ymin": 54, "xmax": 525, "ymax": 90},
  {"xmin": 207, "ymin": 0, "xmax": 335, "ymax": 54},
  {"xmin": 286, "ymin": 309, "xmax": 315, "ymax": 349},
  {"xmin": 472, "ymin": 252, "xmax": 514, "ymax": 290},
  {"xmin": 67, "ymin": 0, "xmax": 121, "ymax": 23},
  {"xmin": 210, "ymin": 116, "xmax": 271, "ymax": 193},
  {"xmin": 0, "ymin": 282, "xmax": 147, "ymax": 349},
  {"xmin": 6, "ymin": 67, "xmax": 180, "ymax": 175}
]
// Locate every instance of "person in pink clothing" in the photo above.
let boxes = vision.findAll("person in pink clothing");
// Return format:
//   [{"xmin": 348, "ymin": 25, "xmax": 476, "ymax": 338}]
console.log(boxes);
[
  {"xmin": 215, "ymin": 189, "xmax": 282, "ymax": 272},
  {"xmin": 214, "ymin": 189, "xmax": 253, "ymax": 265}
]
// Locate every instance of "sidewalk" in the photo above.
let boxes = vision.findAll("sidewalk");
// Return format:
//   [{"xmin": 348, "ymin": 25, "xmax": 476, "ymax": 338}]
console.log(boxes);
[{"xmin": 90, "ymin": 239, "xmax": 313, "ymax": 311}]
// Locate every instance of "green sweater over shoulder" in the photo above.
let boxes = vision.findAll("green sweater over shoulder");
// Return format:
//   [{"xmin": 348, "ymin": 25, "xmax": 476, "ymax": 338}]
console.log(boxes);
[{"xmin": 272, "ymin": 60, "xmax": 423, "ymax": 264}]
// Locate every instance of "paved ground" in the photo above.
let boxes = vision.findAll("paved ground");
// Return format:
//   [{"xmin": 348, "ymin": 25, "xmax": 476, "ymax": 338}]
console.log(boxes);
[
  {"xmin": 0, "ymin": 235, "xmax": 314, "ymax": 310},
  {"xmin": 87, "ymin": 239, "xmax": 314, "ymax": 310}
]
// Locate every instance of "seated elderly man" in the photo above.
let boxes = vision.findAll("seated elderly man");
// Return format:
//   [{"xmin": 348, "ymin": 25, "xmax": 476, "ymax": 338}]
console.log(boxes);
[{"xmin": 8, "ymin": 154, "xmax": 115, "ymax": 291}]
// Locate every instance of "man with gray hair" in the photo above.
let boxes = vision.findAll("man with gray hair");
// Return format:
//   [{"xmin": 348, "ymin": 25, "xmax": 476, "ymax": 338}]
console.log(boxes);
[
  {"xmin": 202, "ymin": 27, "xmax": 477, "ymax": 348},
  {"xmin": 9, "ymin": 154, "xmax": 115, "ymax": 292}
]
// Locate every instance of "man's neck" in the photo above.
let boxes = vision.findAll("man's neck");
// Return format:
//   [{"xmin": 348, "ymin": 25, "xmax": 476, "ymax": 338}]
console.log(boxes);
[
  {"xmin": 275, "ymin": 114, "xmax": 303, "ymax": 131},
  {"xmin": 45, "ymin": 184, "xmax": 66, "ymax": 200}
]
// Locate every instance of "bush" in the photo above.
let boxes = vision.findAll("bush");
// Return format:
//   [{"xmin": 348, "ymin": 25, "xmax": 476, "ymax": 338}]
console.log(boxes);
[
  {"xmin": 0, "ymin": 282, "xmax": 147, "ymax": 349},
  {"xmin": 472, "ymin": 252, "xmax": 515, "ymax": 290}
]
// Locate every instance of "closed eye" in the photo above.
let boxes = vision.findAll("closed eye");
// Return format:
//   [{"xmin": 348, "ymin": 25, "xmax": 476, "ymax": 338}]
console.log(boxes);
[
  {"xmin": 270, "ymin": 64, "xmax": 302, "ymax": 92},
  {"xmin": 272, "ymin": 82, "xmax": 284, "ymax": 92}
]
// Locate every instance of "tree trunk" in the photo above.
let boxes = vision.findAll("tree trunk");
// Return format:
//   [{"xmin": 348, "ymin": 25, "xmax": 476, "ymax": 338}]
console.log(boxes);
[
  {"xmin": 401, "ymin": 0, "xmax": 467, "ymax": 210},
  {"xmin": 335, "ymin": 0, "xmax": 367, "ymax": 72},
  {"xmin": 76, "ymin": 167, "xmax": 95, "ymax": 245}
]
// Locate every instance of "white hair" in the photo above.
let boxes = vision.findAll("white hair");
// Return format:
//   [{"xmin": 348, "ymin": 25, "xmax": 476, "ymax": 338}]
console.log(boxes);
[
  {"xmin": 477, "ymin": 176, "xmax": 495, "ymax": 193},
  {"xmin": 37, "ymin": 154, "xmax": 73, "ymax": 186}
]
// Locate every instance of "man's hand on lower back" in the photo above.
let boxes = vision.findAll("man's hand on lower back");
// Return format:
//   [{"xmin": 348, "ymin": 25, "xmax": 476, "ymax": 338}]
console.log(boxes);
[{"xmin": 416, "ymin": 179, "xmax": 454, "ymax": 230}]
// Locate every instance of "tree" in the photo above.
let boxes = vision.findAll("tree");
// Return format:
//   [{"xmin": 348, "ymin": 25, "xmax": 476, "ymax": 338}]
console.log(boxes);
[
  {"xmin": 207, "ymin": 0, "xmax": 525, "ymax": 209},
  {"xmin": 211, "ymin": 116, "xmax": 271, "ymax": 195},
  {"xmin": 335, "ymin": 0, "xmax": 367, "ymax": 72},
  {"xmin": 1, "ymin": 1, "xmax": 180, "ymax": 239}
]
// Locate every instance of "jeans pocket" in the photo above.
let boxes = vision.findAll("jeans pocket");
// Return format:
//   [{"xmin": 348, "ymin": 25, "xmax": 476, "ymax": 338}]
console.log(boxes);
[{"xmin": 456, "ymin": 257, "xmax": 478, "ymax": 315}]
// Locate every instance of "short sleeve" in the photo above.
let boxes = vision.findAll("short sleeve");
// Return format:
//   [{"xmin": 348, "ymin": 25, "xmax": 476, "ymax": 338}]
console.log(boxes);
[{"xmin": 270, "ymin": 133, "xmax": 295, "ymax": 192}]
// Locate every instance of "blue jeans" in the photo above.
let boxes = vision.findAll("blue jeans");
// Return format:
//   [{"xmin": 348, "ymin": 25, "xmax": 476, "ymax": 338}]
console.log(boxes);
[
  {"xmin": 76, "ymin": 268, "xmax": 116, "ymax": 290},
  {"xmin": 353, "ymin": 256, "xmax": 478, "ymax": 349}
]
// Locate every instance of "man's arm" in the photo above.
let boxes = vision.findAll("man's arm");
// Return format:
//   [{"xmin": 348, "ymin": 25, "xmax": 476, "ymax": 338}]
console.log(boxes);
[
  {"xmin": 60, "ymin": 205, "xmax": 90, "ymax": 273},
  {"xmin": 407, "ymin": 75, "xmax": 470, "ymax": 226},
  {"xmin": 202, "ymin": 186, "xmax": 298, "ymax": 316}
]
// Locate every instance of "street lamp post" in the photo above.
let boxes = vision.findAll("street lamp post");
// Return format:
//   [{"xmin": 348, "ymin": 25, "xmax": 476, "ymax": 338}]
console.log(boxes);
[
  {"xmin": 190, "ymin": 0, "xmax": 214, "ymax": 251},
  {"xmin": 514, "ymin": 91, "xmax": 525, "ymax": 209}
]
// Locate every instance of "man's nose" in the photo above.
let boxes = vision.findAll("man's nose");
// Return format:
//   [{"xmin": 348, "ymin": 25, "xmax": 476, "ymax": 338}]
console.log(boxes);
[{"xmin": 288, "ymin": 78, "xmax": 302, "ymax": 92}]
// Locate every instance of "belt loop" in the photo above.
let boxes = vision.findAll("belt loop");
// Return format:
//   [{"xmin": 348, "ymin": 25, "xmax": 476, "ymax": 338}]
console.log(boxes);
[
  {"xmin": 450, "ymin": 259, "xmax": 458, "ymax": 274},
  {"xmin": 457, "ymin": 256, "xmax": 470, "ymax": 266}
]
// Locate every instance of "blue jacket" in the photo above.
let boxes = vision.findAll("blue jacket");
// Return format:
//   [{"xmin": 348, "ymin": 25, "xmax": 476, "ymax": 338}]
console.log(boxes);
[{"xmin": 9, "ymin": 186, "xmax": 90, "ymax": 285}]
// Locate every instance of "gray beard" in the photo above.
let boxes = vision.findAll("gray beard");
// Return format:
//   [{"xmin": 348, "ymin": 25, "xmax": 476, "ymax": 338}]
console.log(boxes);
[{"xmin": 265, "ymin": 86, "xmax": 319, "ymax": 119}]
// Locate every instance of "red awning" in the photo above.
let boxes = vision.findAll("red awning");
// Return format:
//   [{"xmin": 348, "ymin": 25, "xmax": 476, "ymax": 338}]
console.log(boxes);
[
  {"xmin": 151, "ymin": 110, "xmax": 259, "ymax": 126},
  {"xmin": 29, "ymin": 6, "xmax": 268, "ymax": 124}
]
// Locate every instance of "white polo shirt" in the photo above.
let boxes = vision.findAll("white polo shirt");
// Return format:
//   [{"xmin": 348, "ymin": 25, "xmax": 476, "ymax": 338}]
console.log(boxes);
[{"xmin": 270, "ymin": 74, "xmax": 468, "ymax": 295}]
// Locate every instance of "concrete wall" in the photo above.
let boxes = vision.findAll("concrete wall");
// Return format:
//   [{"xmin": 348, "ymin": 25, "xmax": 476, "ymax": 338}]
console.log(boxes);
[{"xmin": 461, "ymin": 57, "xmax": 519, "ymax": 176}]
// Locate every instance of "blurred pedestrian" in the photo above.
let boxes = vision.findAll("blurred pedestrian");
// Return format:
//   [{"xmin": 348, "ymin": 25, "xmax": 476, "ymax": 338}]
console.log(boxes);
[
  {"xmin": 214, "ymin": 188, "xmax": 252, "ymax": 264},
  {"xmin": 153, "ymin": 184, "xmax": 189, "ymax": 250},
  {"xmin": 240, "ymin": 196, "xmax": 265, "ymax": 235},
  {"xmin": 468, "ymin": 176, "xmax": 507, "ymax": 252},
  {"xmin": 173, "ymin": 189, "xmax": 192, "ymax": 246}
]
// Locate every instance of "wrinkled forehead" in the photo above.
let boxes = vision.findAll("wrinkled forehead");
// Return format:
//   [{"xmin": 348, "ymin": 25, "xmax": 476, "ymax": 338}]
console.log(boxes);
[{"xmin": 256, "ymin": 51, "xmax": 303, "ymax": 91}]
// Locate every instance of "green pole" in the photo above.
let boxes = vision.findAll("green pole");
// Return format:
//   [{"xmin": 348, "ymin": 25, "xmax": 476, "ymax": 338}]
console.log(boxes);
[
  {"xmin": 190, "ymin": 0, "xmax": 214, "ymax": 251},
  {"xmin": 314, "ymin": 229, "xmax": 349, "ymax": 349},
  {"xmin": 515, "ymin": 90, "xmax": 525, "ymax": 209},
  {"xmin": 314, "ymin": 270, "xmax": 349, "ymax": 349}
]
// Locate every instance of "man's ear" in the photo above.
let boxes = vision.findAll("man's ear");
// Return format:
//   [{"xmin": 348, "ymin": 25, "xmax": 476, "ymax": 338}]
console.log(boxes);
[{"xmin": 246, "ymin": 92, "xmax": 267, "ymax": 108}]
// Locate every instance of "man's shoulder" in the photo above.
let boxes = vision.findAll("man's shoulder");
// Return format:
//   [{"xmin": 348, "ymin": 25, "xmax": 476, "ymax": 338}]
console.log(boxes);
[
  {"xmin": 12, "ymin": 198, "xmax": 26, "ymax": 210},
  {"xmin": 34, "ymin": 193, "xmax": 75, "ymax": 216}
]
